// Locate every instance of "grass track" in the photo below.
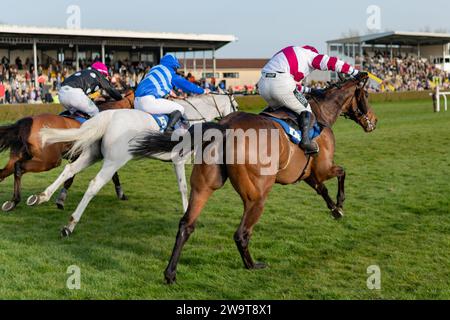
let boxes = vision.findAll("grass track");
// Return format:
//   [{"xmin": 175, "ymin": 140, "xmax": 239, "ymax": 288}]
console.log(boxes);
[{"xmin": 0, "ymin": 99, "xmax": 449, "ymax": 299}]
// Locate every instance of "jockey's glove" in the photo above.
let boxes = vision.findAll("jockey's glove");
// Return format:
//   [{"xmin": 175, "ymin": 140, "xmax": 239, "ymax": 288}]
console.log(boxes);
[
  {"xmin": 353, "ymin": 71, "xmax": 369, "ymax": 81},
  {"xmin": 310, "ymin": 88, "xmax": 326, "ymax": 98}
]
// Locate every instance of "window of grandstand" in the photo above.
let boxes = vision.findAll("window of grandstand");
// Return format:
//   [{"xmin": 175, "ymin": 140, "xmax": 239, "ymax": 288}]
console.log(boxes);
[
  {"xmin": 223, "ymin": 72, "xmax": 240, "ymax": 79},
  {"xmin": 141, "ymin": 53, "xmax": 155, "ymax": 63},
  {"xmin": 202, "ymin": 72, "xmax": 220, "ymax": 79}
]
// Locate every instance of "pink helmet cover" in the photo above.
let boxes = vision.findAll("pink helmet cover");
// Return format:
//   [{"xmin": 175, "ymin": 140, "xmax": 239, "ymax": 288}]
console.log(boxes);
[{"xmin": 91, "ymin": 62, "xmax": 109, "ymax": 76}]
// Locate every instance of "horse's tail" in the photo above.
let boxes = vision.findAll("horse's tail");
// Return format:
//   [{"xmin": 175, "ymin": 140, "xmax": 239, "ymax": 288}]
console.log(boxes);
[
  {"xmin": 0, "ymin": 117, "xmax": 33, "ymax": 157},
  {"xmin": 130, "ymin": 122, "xmax": 228, "ymax": 159},
  {"xmin": 40, "ymin": 110, "xmax": 115, "ymax": 157}
]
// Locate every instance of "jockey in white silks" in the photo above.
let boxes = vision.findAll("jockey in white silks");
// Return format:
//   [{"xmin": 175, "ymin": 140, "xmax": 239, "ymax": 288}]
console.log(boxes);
[
  {"xmin": 258, "ymin": 45, "xmax": 367, "ymax": 154},
  {"xmin": 58, "ymin": 62, "xmax": 123, "ymax": 117},
  {"xmin": 134, "ymin": 54, "xmax": 210, "ymax": 133}
]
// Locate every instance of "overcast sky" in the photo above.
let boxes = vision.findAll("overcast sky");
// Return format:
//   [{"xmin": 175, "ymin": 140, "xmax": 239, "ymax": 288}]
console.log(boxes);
[{"xmin": 2, "ymin": 0, "xmax": 450, "ymax": 58}]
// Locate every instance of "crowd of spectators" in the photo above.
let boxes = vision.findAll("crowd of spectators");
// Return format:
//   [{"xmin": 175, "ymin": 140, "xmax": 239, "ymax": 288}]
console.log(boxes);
[
  {"xmin": 362, "ymin": 52, "xmax": 450, "ymax": 92},
  {"xmin": 2, "ymin": 51, "xmax": 450, "ymax": 104}
]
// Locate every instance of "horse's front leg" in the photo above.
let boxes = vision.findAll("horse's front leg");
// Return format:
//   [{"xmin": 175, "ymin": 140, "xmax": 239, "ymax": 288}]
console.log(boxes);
[
  {"xmin": 335, "ymin": 166, "xmax": 346, "ymax": 211},
  {"xmin": 55, "ymin": 176, "xmax": 76, "ymax": 210},
  {"xmin": 112, "ymin": 172, "xmax": 128, "ymax": 201},
  {"xmin": 305, "ymin": 175, "xmax": 343, "ymax": 220}
]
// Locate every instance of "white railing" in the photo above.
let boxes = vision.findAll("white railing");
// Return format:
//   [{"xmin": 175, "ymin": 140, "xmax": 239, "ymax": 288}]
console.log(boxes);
[{"xmin": 432, "ymin": 86, "xmax": 449, "ymax": 112}]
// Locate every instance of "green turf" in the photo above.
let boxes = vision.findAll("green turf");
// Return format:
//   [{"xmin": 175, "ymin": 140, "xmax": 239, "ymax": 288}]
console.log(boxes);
[{"xmin": 0, "ymin": 99, "xmax": 449, "ymax": 300}]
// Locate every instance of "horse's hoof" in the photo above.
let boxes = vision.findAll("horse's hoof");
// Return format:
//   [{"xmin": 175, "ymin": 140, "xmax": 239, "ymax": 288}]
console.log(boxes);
[
  {"xmin": 55, "ymin": 201, "xmax": 65, "ymax": 211},
  {"xmin": 26, "ymin": 195, "xmax": 40, "ymax": 207},
  {"xmin": 253, "ymin": 262, "xmax": 267, "ymax": 270},
  {"xmin": 164, "ymin": 271, "xmax": 177, "ymax": 285},
  {"xmin": 1, "ymin": 201, "xmax": 15, "ymax": 212},
  {"xmin": 120, "ymin": 194, "xmax": 129, "ymax": 201},
  {"xmin": 60, "ymin": 227, "xmax": 72, "ymax": 238},
  {"xmin": 332, "ymin": 208, "xmax": 344, "ymax": 220}
]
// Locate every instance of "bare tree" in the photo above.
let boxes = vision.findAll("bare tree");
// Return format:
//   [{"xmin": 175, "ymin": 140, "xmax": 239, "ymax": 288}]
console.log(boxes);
[
  {"xmin": 434, "ymin": 28, "xmax": 449, "ymax": 34},
  {"xmin": 341, "ymin": 29, "xmax": 360, "ymax": 38}
]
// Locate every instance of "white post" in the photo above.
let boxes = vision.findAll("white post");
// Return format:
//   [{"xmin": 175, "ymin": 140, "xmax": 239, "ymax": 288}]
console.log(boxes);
[
  {"xmin": 75, "ymin": 45, "xmax": 80, "ymax": 71},
  {"xmin": 101, "ymin": 42, "xmax": 106, "ymax": 64},
  {"xmin": 193, "ymin": 51, "xmax": 196, "ymax": 77},
  {"xmin": 33, "ymin": 39, "xmax": 38, "ymax": 88},
  {"xmin": 203, "ymin": 51, "xmax": 206, "ymax": 78},
  {"xmin": 212, "ymin": 48, "xmax": 216, "ymax": 78},
  {"xmin": 436, "ymin": 86, "xmax": 441, "ymax": 112},
  {"xmin": 417, "ymin": 43, "xmax": 421, "ymax": 57},
  {"xmin": 160, "ymin": 44, "xmax": 164, "ymax": 62},
  {"xmin": 183, "ymin": 51, "xmax": 187, "ymax": 75}
]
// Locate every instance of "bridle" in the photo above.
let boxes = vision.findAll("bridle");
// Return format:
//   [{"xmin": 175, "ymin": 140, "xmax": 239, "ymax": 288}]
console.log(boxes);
[{"xmin": 340, "ymin": 78, "xmax": 375, "ymax": 131}]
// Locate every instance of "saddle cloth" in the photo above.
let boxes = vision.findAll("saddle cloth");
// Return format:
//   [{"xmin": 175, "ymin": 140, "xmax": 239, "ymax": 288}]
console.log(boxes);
[
  {"xmin": 260, "ymin": 107, "xmax": 322, "ymax": 145},
  {"xmin": 59, "ymin": 110, "xmax": 90, "ymax": 124},
  {"xmin": 151, "ymin": 114, "xmax": 189, "ymax": 133}
]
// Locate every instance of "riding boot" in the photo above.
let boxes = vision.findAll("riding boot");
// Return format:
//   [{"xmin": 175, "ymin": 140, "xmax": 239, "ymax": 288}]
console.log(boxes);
[
  {"xmin": 165, "ymin": 110, "xmax": 183, "ymax": 134},
  {"xmin": 298, "ymin": 111, "xmax": 319, "ymax": 155}
]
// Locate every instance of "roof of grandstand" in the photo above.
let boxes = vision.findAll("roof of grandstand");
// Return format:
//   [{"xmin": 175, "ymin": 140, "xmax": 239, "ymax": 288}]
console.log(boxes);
[
  {"xmin": 0, "ymin": 25, "xmax": 237, "ymax": 51},
  {"xmin": 327, "ymin": 31, "xmax": 450, "ymax": 46},
  {"xmin": 183, "ymin": 59, "xmax": 268, "ymax": 69}
]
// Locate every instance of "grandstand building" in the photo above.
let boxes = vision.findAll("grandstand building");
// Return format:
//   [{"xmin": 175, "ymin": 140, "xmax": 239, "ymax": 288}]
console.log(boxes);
[
  {"xmin": 0, "ymin": 25, "xmax": 236, "ymax": 87},
  {"xmin": 327, "ymin": 31, "xmax": 450, "ymax": 72},
  {"xmin": 183, "ymin": 58, "xmax": 268, "ymax": 92}
]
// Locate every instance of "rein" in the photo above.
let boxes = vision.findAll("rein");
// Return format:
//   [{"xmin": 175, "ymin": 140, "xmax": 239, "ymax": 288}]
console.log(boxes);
[
  {"xmin": 182, "ymin": 97, "xmax": 208, "ymax": 122},
  {"xmin": 210, "ymin": 94, "xmax": 223, "ymax": 119},
  {"xmin": 181, "ymin": 92, "xmax": 237, "ymax": 123}
]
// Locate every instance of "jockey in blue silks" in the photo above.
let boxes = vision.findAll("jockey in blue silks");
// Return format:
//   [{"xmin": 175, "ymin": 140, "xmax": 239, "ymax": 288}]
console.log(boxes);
[{"xmin": 134, "ymin": 54, "xmax": 209, "ymax": 132}]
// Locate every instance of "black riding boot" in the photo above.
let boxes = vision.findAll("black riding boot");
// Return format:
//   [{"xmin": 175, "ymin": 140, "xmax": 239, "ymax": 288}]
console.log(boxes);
[
  {"xmin": 298, "ymin": 111, "xmax": 319, "ymax": 155},
  {"xmin": 165, "ymin": 110, "xmax": 183, "ymax": 134}
]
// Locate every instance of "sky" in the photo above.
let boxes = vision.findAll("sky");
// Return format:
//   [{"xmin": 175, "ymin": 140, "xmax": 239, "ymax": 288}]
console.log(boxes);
[{"xmin": 2, "ymin": 0, "xmax": 450, "ymax": 58}]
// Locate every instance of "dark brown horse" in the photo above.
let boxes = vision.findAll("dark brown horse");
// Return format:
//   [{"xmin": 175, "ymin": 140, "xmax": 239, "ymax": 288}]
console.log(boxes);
[
  {"xmin": 0, "ymin": 89, "xmax": 135, "ymax": 212},
  {"xmin": 131, "ymin": 74, "xmax": 378, "ymax": 283}
]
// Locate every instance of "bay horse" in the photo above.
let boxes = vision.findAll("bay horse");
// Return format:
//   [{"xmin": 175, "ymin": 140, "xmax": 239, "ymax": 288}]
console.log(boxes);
[
  {"xmin": 0, "ymin": 89, "xmax": 135, "ymax": 212},
  {"xmin": 35, "ymin": 94, "xmax": 238, "ymax": 237},
  {"xmin": 131, "ymin": 74, "xmax": 378, "ymax": 283}
]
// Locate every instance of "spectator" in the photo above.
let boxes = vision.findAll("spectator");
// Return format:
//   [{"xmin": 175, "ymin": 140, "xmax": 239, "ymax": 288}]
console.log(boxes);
[
  {"xmin": 15, "ymin": 56, "xmax": 23, "ymax": 70},
  {"xmin": 0, "ymin": 81, "xmax": 5, "ymax": 104}
]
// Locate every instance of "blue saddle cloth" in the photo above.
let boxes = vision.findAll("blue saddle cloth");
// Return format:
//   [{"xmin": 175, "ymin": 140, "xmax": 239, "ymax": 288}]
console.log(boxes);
[
  {"xmin": 59, "ymin": 111, "xmax": 89, "ymax": 124},
  {"xmin": 151, "ymin": 114, "xmax": 170, "ymax": 132},
  {"xmin": 268, "ymin": 117, "xmax": 322, "ymax": 145}
]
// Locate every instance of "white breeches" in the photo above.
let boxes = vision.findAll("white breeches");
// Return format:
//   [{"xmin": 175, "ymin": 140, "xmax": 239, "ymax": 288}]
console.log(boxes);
[
  {"xmin": 58, "ymin": 86, "xmax": 99, "ymax": 117},
  {"xmin": 258, "ymin": 73, "xmax": 312, "ymax": 114},
  {"xmin": 134, "ymin": 95, "xmax": 185, "ymax": 115}
]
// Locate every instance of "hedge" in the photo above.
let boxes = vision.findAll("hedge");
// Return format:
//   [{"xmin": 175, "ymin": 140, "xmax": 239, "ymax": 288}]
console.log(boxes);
[{"xmin": 0, "ymin": 90, "xmax": 434, "ymax": 122}]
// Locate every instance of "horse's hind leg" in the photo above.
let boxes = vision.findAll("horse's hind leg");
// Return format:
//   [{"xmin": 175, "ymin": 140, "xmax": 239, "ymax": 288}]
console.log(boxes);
[
  {"xmin": 112, "ymin": 172, "xmax": 128, "ymax": 201},
  {"xmin": 165, "ymin": 163, "xmax": 227, "ymax": 284},
  {"xmin": 61, "ymin": 158, "xmax": 129, "ymax": 237},
  {"xmin": 232, "ymin": 174, "xmax": 275, "ymax": 270},
  {"xmin": 27, "ymin": 145, "xmax": 99, "ymax": 207},
  {"xmin": 1, "ymin": 162, "xmax": 23, "ymax": 212},
  {"xmin": 173, "ymin": 162, "xmax": 188, "ymax": 212},
  {"xmin": 0, "ymin": 156, "xmax": 18, "ymax": 182}
]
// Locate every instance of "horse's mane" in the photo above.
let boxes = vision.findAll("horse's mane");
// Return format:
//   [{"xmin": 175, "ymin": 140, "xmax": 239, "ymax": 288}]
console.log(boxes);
[
  {"xmin": 309, "ymin": 78, "xmax": 358, "ymax": 126},
  {"xmin": 324, "ymin": 77, "xmax": 358, "ymax": 91}
]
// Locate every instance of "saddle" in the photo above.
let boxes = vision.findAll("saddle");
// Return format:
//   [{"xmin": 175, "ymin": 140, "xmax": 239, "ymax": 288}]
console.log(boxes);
[{"xmin": 260, "ymin": 107, "xmax": 301, "ymax": 130}]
